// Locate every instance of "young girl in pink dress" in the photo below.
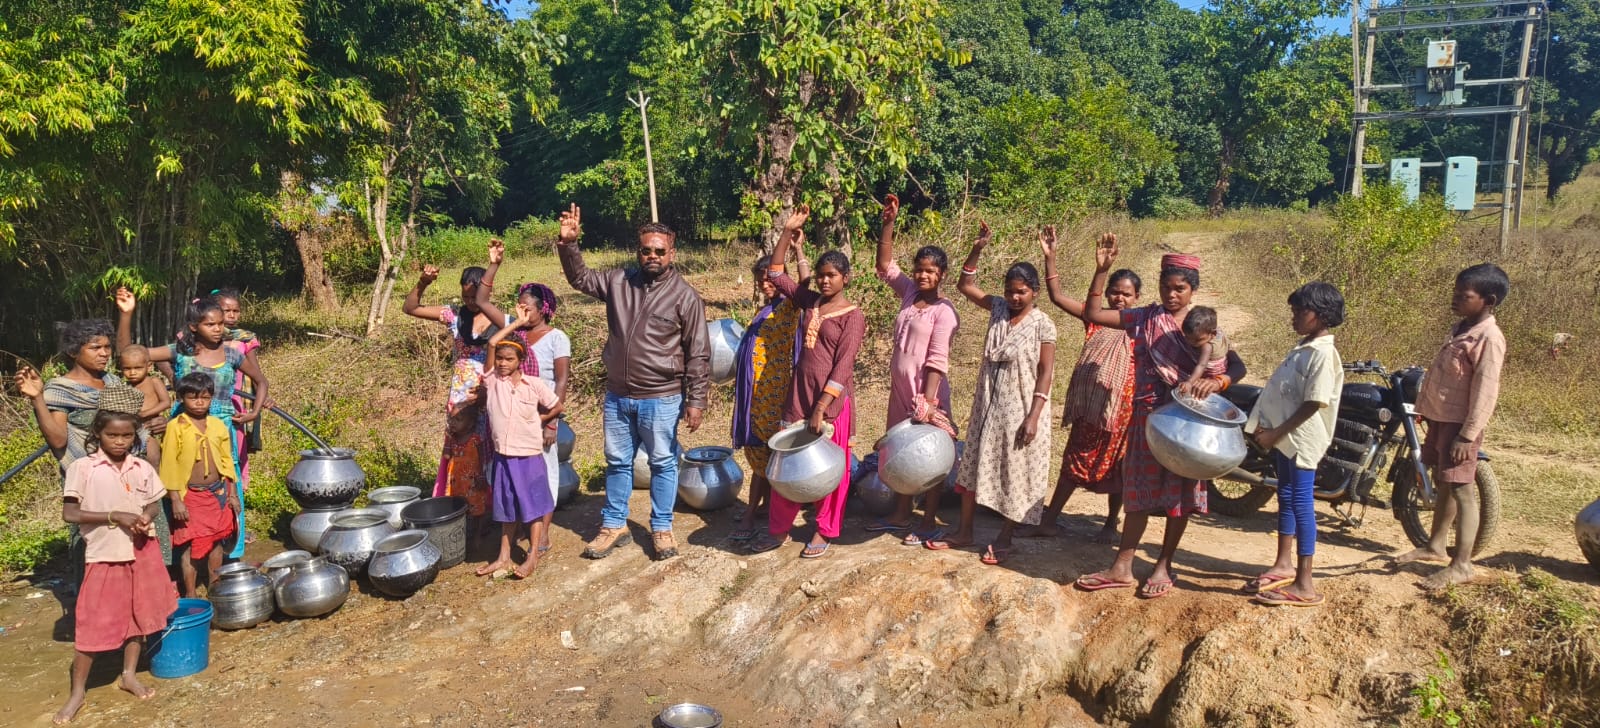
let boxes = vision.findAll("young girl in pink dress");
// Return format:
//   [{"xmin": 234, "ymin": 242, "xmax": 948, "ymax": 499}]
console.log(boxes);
[{"xmin": 56, "ymin": 396, "xmax": 177, "ymax": 724}]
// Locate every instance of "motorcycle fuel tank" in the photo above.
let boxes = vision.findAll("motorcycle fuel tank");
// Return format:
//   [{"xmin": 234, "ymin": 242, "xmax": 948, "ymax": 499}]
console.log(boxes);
[{"xmin": 1340, "ymin": 382, "xmax": 1389, "ymax": 425}]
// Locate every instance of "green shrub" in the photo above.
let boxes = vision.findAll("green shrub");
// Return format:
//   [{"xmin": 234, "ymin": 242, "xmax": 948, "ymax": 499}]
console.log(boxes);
[
  {"xmin": 0, "ymin": 521, "xmax": 68, "ymax": 574},
  {"xmin": 1316, "ymin": 182, "xmax": 1456, "ymax": 290},
  {"xmin": 1148, "ymin": 195, "xmax": 1205, "ymax": 220}
]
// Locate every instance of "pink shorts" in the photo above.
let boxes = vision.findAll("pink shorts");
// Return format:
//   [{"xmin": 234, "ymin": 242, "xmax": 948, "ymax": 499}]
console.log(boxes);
[{"xmin": 1420, "ymin": 418, "xmax": 1482, "ymax": 484}]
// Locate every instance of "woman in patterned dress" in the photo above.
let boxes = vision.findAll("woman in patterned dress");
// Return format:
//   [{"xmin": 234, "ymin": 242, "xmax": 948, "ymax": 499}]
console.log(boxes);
[
  {"xmin": 1066, "ymin": 235, "xmax": 1230, "ymax": 599},
  {"xmin": 729, "ymin": 237, "xmax": 809, "ymax": 541},
  {"xmin": 1030, "ymin": 225, "xmax": 1143, "ymax": 542},
  {"xmin": 930, "ymin": 222, "xmax": 1057, "ymax": 565}
]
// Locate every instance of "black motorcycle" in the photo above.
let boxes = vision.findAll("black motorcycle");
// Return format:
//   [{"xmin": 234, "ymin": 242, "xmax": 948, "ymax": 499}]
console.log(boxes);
[{"xmin": 1207, "ymin": 359, "xmax": 1500, "ymax": 554}]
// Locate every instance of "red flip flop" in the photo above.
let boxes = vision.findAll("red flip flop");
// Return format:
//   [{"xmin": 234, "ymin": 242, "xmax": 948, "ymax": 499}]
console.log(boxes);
[{"xmin": 1074, "ymin": 572, "xmax": 1137, "ymax": 591}]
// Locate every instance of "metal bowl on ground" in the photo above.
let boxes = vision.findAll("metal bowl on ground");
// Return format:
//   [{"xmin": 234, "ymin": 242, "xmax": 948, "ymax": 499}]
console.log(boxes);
[
  {"xmin": 318, "ymin": 508, "xmax": 397, "ymax": 576},
  {"xmin": 659, "ymin": 703, "xmax": 723, "ymax": 728},
  {"xmin": 557, "ymin": 462, "xmax": 580, "ymax": 507},
  {"xmin": 366, "ymin": 485, "xmax": 421, "ymax": 529},
  {"xmin": 401, "ymin": 496, "xmax": 469, "ymax": 570},
  {"xmin": 275, "ymin": 555, "xmax": 350, "ymax": 618},
  {"xmin": 290, "ymin": 505, "xmax": 344, "ymax": 553},
  {"xmin": 677, "ymin": 446, "xmax": 745, "ymax": 511},
  {"xmin": 209, "ymin": 562, "xmax": 275, "ymax": 630},
  {"xmin": 367, "ymin": 530, "xmax": 442, "ymax": 598},
  {"xmin": 1145, "ymin": 392, "xmax": 1249, "ymax": 481},
  {"xmin": 875, "ymin": 420, "xmax": 958, "ymax": 496},
  {"xmin": 261, "ymin": 550, "xmax": 313, "ymax": 587},
  {"xmin": 285, "ymin": 447, "xmax": 366, "ymax": 509},
  {"xmin": 633, "ymin": 441, "xmax": 684, "ymax": 490},
  {"xmin": 1578, "ymin": 496, "xmax": 1600, "ymax": 576},
  {"xmin": 854, "ymin": 469, "xmax": 897, "ymax": 517},
  {"xmin": 765, "ymin": 423, "xmax": 846, "ymax": 504},
  {"xmin": 707, "ymin": 318, "xmax": 747, "ymax": 384},
  {"xmin": 556, "ymin": 419, "xmax": 576, "ymax": 462}
]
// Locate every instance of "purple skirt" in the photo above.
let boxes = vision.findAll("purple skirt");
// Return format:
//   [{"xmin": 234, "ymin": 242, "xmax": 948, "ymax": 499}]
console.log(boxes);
[{"xmin": 489, "ymin": 452, "xmax": 554, "ymax": 524}]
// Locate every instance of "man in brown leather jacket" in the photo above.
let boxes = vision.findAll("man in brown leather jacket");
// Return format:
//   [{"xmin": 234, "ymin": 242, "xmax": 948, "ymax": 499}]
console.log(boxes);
[{"xmin": 554, "ymin": 204, "xmax": 711, "ymax": 561}]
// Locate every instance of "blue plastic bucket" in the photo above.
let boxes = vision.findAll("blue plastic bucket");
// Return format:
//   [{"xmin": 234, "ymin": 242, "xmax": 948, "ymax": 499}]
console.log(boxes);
[{"xmin": 148, "ymin": 598, "xmax": 213, "ymax": 679}]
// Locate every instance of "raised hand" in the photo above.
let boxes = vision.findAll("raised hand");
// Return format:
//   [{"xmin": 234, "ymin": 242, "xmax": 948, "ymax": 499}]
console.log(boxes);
[
  {"xmin": 114, "ymin": 287, "xmax": 136, "ymax": 314},
  {"xmin": 514, "ymin": 301, "xmax": 535, "ymax": 327},
  {"xmin": 881, "ymin": 193, "xmax": 900, "ymax": 225},
  {"xmin": 419, "ymin": 264, "xmax": 440, "ymax": 286},
  {"xmin": 487, "ymin": 237, "xmax": 505, "ymax": 265},
  {"xmin": 1038, "ymin": 225, "xmax": 1058, "ymax": 258},
  {"xmin": 558, "ymin": 203, "xmax": 582, "ymax": 244},
  {"xmin": 974, "ymin": 220, "xmax": 993, "ymax": 249},
  {"xmin": 783, "ymin": 203, "xmax": 811, "ymax": 233},
  {"xmin": 14, "ymin": 366, "xmax": 43, "ymax": 399},
  {"xmin": 1094, "ymin": 233, "xmax": 1118, "ymax": 271}
]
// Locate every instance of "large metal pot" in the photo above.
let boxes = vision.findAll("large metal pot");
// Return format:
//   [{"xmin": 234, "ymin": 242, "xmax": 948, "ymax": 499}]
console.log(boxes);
[
  {"xmin": 633, "ymin": 440, "xmax": 683, "ymax": 490},
  {"xmin": 854, "ymin": 469, "xmax": 897, "ymax": 517},
  {"xmin": 556, "ymin": 419, "xmax": 576, "ymax": 462},
  {"xmin": 290, "ymin": 505, "xmax": 343, "ymax": 554},
  {"xmin": 766, "ymin": 423, "xmax": 847, "ymax": 504},
  {"xmin": 366, "ymin": 485, "xmax": 421, "ymax": 529},
  {"xmin": 368, "ymin": 530, "xmax": 442, "ymax": 598},
  {"xmin": 1145, "ymin": 392, "xmax": 1249, "ymax": 480},
  {"xmin": 677, "ymin": 446, "xmax": 745, "ymax": 510},
  {"xmin": 1578, "ymin": 496, "xmax": 1600, "ymax": 576},
  {"xmin": 209, "ymin": 562, "xmax": 275, "ymax": 630},
  {"xmin": 261, "ymin": 550, "xmax": 313, "ymax": 588},
  {"xmin": 707, "ymin": 318, "xmax": 747, "ymax": 384},
  {"xmin": 557, "ymin": 461, "xmax": 580, "ymax": 507},
  {"xmin": 401, "ymin": 496, "xmax": 469, "ymax": 570},
  {"xmin": 318, "ymin": 508, "xmax": 397, "ymax": 576},
  {"xmin": 275, "ymin": 555, "xmax": 350, "ymax": 618},
  {"xmin": 875, "ymin": 420, "xmax": 957, "ymax": 496},
  {"xmin": 285, "ymin": 447, "xmax": 365, "ymax": 509}
]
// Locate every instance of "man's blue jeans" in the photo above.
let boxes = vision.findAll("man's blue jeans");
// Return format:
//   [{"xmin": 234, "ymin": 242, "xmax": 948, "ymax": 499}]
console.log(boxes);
[{"xmin": 601, "ymin": 392, "xmax": 682, "ymax": 532}]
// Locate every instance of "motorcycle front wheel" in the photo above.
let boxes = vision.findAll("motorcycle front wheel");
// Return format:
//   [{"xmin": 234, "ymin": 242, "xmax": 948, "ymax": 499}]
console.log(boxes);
[
  {"xmin": 1207, "ymin": 472, "xmax": 1277, "ymax": 517},
  {"xmin": 1391, "ymin": 460, "xmax": 1502, "ymax": 556}
]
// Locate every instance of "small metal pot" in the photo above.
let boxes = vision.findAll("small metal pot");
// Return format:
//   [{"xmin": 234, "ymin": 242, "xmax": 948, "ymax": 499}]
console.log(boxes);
[
  {"xmin": 707, "ymin": 318, "xmax": 747, "ymax": 384},
  {"xmin": 290, "ymin": 505, "xmax": 344, "ymax": 554},
  {"xmin": 210, "ymin": 562, "xmax": 275, "ymax": 630},
  {"xmin": 556, "ymin": 419, "xmax": 576, "ymax": 462},
  {"xmin": 854, "ymin": 469, "xmax": 897, "ymax": 517},
  {"xmin": 367, "ymin": 530, "xmax": 442, "ymax": 598},
  {"xmin": 285, "ymin": 447, "xmax": 365, "ymax": 509},
  {"xmin": 275, "ymin": 555, "xmax": 350, "ymax": 618},
  {"xmin": 1578, "ymin": 496, "xmax": 1600, "ymax": 576},
  {"xmin": 1145, "ymin": 392, "xmax": 1249, "ymax": 480},
  {"xmin": 366, "ymin": 485, "xmax": 421, "ymax": 529},
  {"xmin": 261, "ymin": 550, "xmax": 313, "ymax": 588},
  {"xmin": 677, "ymin": 446, "xmax": 745, "ymax": 511},
  {"xmin": 557, "ymin": 461, "xmax": 580, "ymax": 507},
  {"xmin": 401, "ymin": 497, "xmax": 469, "ymax": 570},
  {"xmin": 766, "ymin": 423, "xmax": 847, "ymax": 504},
  {"xmin": 318, "ymin": 508, "xmax": 397, "ymax": 576},
  {"xmin": 875, "ymin": 420, "xmax": 957, "ymax": 496}
]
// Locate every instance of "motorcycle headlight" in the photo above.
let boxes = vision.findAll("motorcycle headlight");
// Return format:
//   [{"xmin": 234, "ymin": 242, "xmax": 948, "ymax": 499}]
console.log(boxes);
[{"xmin": 1377, "ymin": 408, "xmax": 1393, "ymax": 423}]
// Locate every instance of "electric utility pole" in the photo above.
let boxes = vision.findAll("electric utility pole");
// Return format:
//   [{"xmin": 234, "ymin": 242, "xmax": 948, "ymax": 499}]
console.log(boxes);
[{"xmin": 630, "ymin": 89, "xmax": 660, "ymax": 223}]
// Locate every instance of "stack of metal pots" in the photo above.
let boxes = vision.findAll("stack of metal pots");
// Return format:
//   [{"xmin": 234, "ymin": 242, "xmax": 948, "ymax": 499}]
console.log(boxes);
[
  {"xmin": 286, "ymin": 448, "xmax": 366, "ymax": 552},
  {"xmin": 556, "ymin": 419, "xmax": 578, "ymax": 507}
]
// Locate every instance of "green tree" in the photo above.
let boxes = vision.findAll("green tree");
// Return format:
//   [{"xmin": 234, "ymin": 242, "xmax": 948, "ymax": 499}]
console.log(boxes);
[
  {"xmin": 1537, "ymin": 0, "xmax": 1600, "ymax": 199},
  {"xmin": 679, "ymin": 0, "xmax": 967, "ymax": 249}
]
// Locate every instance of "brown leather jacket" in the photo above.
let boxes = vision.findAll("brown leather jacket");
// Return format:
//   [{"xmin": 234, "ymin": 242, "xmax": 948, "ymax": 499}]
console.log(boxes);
[{"xmin": 557, "ymin": 242, "xmax": 711, "ymax": 410}]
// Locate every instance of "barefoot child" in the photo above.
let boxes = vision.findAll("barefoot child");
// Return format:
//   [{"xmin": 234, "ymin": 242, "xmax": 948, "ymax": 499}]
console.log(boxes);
[
  {"xmin": 117, "ymin": 345, "xmax": 168, "ymax": 466},
  {"xmin": 1245, "ymin": 282, "xmax": 1346, "ymax": 607},
  {"xmin": 477, "ymin": 340, "xmax": 564, "ymax": 578},
  {"xmin": 1035, "ymin": 232, "xmax": 1142, "ymax": 542},
  {"xmin": 748, "ymin": 204, "xmax": 867, "ymax": 559},
  {"xmin": 55, "ymin": 394, "xmax": 178, "ymax": 724},
  {"xmin": 931, "ymin": 222, "xmax": 1057, "ymax": 562},
  {"xmin": 1396, "ymin": 263, "xmax": 1509, "ymax": 589},
  {"xmin": 160, "ymin": 372, "xmax": 239, "ymax": 597},
  {"xmin": 1180, "ymin": 306, "xmax": 1229, "ymax": 389}
]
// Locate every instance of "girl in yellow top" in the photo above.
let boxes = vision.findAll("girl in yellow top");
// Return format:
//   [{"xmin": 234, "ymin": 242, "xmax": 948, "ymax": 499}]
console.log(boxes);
[{"xmin": 161, "ymin": 372, "xmax": 239, "ymax": 597}]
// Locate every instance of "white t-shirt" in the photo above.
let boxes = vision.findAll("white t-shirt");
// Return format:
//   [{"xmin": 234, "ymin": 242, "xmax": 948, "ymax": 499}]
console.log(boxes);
[
  {"xmin": 528, "ymin": 328, "xmax": 571, "ymax": 389},
  {"xmin": 1245, "ymin": 334, "xmax": 1343, "ymax": 469}
]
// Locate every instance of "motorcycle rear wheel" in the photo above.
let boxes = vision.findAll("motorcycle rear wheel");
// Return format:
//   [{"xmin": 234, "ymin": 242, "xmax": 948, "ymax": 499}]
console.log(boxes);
[
  {"xmin": 1392, "ymin": 460, "xmax": 1501, "ymax": 556},
  {"xmin": 1207, "ymin": 473, "xmax": 1277, "ymax": 517}
]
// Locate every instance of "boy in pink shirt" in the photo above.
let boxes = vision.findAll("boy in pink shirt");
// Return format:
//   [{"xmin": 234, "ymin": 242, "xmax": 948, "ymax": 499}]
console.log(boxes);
[
  {"xmin": 476, "ymin": 340, "xmax": 564, "ymax": 578},
  {"xmin": 1396, "ymin": 263, "xmax": 1509, "ymax": 588}
]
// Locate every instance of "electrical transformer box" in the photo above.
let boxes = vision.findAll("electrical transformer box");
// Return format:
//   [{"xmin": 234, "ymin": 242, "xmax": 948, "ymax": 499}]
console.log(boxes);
[
  {"xmin": 1390, "ymin": 158, "xmax": 1422, "ymax": 203},
  {"xmin": 1426, "ymin": 40, "xmax": 1457, "ymax": 68},
  {"xmin": 1444, "ymin": 156, "xmax": 1479, "ymax": 211}
]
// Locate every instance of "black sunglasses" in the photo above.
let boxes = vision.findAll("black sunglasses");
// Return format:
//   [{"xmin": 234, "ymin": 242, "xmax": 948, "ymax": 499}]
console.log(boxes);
[{"xmin": 639, "ymin": 246, "xmax": 670, "ymax": 257}]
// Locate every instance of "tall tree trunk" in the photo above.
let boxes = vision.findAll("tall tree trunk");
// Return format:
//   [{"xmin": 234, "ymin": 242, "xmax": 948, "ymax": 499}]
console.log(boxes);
[
  {"xmin": 295, "ymin": 227, "xmax": 338, "ymax": 310},
  {"xmin": 1207, "ymin": 138, "xmax": 1237, "ymax": 217},
  {"xmin": 364, "ymin": 178, "xmax": 393, "ymax": 337},
  {"xmin": 754, "ymin": 114, "xmax": 800, "ymax": 254}
]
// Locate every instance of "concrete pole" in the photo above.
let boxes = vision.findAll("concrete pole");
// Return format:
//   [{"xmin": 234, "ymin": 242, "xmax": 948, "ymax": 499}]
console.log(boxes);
[
  {"xmin": 1500, "ymin": 5, "xmax": 1539, "ymax": 253},
  {"xmin": 631, "ymin": 90, "xmax": 660, "ymax": 223},
  {"xmin": 1350, "ymin": 0, "xmax": 1380, "ymax": 196}
]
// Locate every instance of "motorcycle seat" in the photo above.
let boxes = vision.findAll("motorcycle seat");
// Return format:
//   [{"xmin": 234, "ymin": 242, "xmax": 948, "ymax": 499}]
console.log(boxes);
[{"xmin": 1222, "ymin": 383, "xmax": 1262, "ymax": 411}]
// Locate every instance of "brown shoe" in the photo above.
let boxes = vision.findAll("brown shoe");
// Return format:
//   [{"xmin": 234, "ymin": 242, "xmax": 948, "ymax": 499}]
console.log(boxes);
[
  {"xmin": 583, "ymin": 526, "xmax": 632, "ymax": 559},
  {"xmin": 651, "ymin": 530, "xmax": 678, "ymax": 561}
]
